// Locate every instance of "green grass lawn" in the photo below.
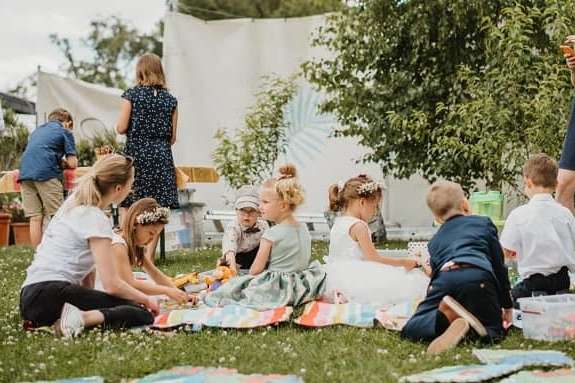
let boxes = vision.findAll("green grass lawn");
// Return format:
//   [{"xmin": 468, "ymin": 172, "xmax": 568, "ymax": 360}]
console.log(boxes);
[{"xmin": 1, "ymin": 243, "xmax": 574, "ymax": 382}]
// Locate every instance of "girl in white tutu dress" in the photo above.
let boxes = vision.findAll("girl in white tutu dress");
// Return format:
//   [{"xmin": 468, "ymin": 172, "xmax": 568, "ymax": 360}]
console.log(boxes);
[{"xmin": 324, "ymin": 175, "xmax": 430, "ymax": 306}]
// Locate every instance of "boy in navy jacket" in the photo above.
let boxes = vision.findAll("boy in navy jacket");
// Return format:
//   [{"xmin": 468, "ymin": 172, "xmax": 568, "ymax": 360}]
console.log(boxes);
[{"xmin": 401, "ymin": 181, "xmax": 512, "ymax": 355}]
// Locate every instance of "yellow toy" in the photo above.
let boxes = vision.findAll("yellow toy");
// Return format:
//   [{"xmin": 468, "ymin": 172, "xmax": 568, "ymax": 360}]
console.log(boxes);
[
  {"xmin": 171, "ymin": 272, "xmax": 200, "ymax": 289},
  {"xmin": 203, "ymin": 265, "xmax": 236, "ymax": 290}
]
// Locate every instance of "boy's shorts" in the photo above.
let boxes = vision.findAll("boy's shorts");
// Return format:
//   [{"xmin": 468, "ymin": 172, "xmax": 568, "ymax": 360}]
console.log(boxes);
[{"xmin": 20, "ymin": 179, "xmax": 64, "ymax": 218}]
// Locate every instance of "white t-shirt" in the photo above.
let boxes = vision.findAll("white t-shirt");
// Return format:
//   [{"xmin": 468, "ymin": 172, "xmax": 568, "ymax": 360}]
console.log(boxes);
[
  {"xmin": 500, "ymin": 193, "xmax": 575, "ymax": 279},
  {"xmin": 111, "ymin": 232, "xmax": 126, "ymax": 247},
  {"xmin": 22, "ymin": 195, "xmax": 114, "ymax": 287}
]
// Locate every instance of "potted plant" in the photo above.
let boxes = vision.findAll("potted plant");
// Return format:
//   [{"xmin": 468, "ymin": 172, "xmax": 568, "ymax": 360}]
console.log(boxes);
[
  {"xmin": 6, "ymin": 198, "xmax": 31, "ymax": 246},
  {"xmin": 94, "ymin": 145, "xmax": 114, "ymax": 162},
  {"xmin": 0, "ymin": 210, "xmax": 10, "ymax": 246}
]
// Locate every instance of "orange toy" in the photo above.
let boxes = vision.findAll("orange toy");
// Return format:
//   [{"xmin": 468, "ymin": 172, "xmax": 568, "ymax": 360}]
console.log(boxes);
[{"xmin": 204, "ymin": 266, "xmax": 236, "ymax": 288}]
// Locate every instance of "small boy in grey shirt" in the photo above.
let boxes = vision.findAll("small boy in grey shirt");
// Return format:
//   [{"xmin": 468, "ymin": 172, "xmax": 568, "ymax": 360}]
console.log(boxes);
[{"xmin": 219, "ymin": 186, "xmax": 269, "ymax": 272}]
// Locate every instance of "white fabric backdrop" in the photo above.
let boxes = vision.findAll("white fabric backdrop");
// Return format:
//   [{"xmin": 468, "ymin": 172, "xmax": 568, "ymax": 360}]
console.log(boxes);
[
  {"xmin": 163, "ymin": 12, "xmax": 432, "ymax": 226},
  {"xmin": 36, "ymin": 71, "xmax": 122, "ymax": 141}
]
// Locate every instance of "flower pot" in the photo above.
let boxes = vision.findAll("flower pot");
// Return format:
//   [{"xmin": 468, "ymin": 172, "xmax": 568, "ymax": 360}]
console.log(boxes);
[
  {"xmin": 11, "ymin": 222, "xmax": 31, "ymax": 246},
  {"xmin": 0, "ymin": 213, "xmax": 10, "ymax": 246}
]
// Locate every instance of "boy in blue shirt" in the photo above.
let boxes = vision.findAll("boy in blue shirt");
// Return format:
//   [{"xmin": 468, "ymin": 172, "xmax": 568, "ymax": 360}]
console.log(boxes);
[
  {"xmin": 19, "ymin": 108, "xmax": 77, "ymax": 248},
  {"xmin": 401, "ymin": 181, "xmax": 512, "ymax": 355}
]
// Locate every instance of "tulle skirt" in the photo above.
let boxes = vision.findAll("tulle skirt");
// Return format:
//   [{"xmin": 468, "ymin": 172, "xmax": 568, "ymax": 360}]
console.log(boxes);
[{"xmin": 323, "ymin": 260, "xmax": 429, "ymax": 306}]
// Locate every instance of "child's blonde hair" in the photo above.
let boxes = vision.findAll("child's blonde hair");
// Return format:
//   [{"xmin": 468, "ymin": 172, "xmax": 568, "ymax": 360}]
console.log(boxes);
[
  {"xmin": 74, "ymin": 154, "xmax": 134, "ymax": 207},
  {"xmin": 262, "ymin": 164, "xmax": 304, "ymax": 210},
  {"xmin": 136, "ymin": 53, "xmax": 166, "ymax": 88},
  {"xmin": 328, "ymin": 175, "xmax": 383, "ymax": 212},
  {"xmin": 426, "ymin": 180, "xmax": 466, "ymax": 220},
  {"xmin": 119, "ymin": 198, "xmax": 169, "ymax": 267}
]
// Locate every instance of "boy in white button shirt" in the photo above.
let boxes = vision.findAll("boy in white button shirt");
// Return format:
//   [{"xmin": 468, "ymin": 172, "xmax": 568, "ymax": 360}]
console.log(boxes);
[{"xmin": 500, "ymin": 153, "xmax": 575, "ymax": 306}]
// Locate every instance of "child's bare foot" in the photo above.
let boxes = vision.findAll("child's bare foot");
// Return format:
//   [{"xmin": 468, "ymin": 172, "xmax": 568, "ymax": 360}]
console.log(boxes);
[{"xmin": 427, "ymin": 318, "xmax": 469, "ymax": 355}]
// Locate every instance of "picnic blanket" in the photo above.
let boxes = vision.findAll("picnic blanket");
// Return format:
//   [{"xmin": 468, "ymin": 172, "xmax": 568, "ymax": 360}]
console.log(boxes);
[
  {"xmin": 472, "ymin": 349, "xmax": 574, "ymax": 368},
  {"xmin": 35, "ymin": 378, "xmax": 104, "ymax": 383},
  {"xmin": 401, "ymin": 349, "xmax": 574, "ymax": 383},
  {"xmin": 130, "ymin": 366, "xmax": 303, "ymax": 383},
  {"xmin": 375, "ymin": 299, "xmax": 421, "ymax": 331},
  {"xmin": 294, "ymin": 301, "xmax": 380, "ymax": 328},
  {"xmin": 152, "ymin": 305, "xmax": 292, "ymax": 329},
  {"xmin": 400, "ymin": 364, "xmax": 522, "ymax": 383},
  {"xmin": 500, "ymin": 369, "xmax": 575, "ymax": 383}
]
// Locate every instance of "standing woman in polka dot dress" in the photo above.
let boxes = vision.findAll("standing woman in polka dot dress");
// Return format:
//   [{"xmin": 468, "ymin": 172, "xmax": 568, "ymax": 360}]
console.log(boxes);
[{"xmin": 115, "ymin": 53, "xmax": 179, "ymax": 259}]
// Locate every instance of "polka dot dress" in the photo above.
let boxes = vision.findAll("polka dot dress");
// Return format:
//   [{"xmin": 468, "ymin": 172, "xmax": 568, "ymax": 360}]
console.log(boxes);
[{"xmin": 120, "ymin": 85, "xmax": 179, "ymax": 209}]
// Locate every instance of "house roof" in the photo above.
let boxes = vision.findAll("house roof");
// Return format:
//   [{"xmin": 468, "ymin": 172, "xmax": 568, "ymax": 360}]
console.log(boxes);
[{"xmin": 0, "ymin": 92, "xmax": 35, "ymax": 115}]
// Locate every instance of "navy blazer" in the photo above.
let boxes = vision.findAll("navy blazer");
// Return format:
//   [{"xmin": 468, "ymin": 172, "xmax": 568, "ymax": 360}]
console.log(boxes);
[{"xmin": 428, "ymin": 214, "xmax": 513, "ymax": 308}]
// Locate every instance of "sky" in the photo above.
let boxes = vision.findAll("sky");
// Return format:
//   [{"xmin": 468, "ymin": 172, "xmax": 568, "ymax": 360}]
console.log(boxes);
[{"xmin": 0, "ymin": 0, "xmax": 166, "ymax": 97}]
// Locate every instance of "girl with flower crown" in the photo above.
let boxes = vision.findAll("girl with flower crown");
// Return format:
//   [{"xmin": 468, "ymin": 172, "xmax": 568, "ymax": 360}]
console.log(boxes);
[
  {"xmin": 204, "ymin": 164, "xmax": 326, "ymax": 310},
  {"xmin": 110, "ymin": 198, "xmax": 190, "ymax": 304},
  {"xmin": 324, "ymin": 175, "xmax": 429, "ymax": 306}
]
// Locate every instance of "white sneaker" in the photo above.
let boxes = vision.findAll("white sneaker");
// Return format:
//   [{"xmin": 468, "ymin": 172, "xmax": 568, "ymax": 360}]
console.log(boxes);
[{"xmin": 54, "ymin": 303, "xmax": 85, "ymax": 338}]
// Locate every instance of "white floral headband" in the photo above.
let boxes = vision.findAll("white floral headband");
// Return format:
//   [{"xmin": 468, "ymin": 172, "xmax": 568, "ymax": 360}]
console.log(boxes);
[
  {"xmin": 357, "ymin": 181, "xmax": 385, "ymax": 197},
  {"xmin": 337, "ymin": 179, "xmax": 385, "ymax": 197},
  {"xmin": 135, "ymin": 207, "xmax": 170, "ymax": 225}
]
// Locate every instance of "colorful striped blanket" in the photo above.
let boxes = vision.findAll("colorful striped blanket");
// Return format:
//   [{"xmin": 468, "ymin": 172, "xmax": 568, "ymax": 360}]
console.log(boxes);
[
  {"xmin": 294, "ymin": 301, "xmax": 380, "ymax": 328},
  {"xmin": 375, "ymin": 299, "xmax": 421, "ymax": 331},
  {"xmin": 130, "ymin": 366, "xmax": 303, "ymax": 383},
  {"xmin": 152, "ymin": 305, "xmax": 292, "ymax": 329}
]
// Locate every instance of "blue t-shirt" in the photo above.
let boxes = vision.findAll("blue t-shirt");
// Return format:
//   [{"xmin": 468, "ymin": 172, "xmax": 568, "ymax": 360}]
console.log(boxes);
[{"xmin": 19, "ymin": 121, "xmax": 76, "ymax": 182}]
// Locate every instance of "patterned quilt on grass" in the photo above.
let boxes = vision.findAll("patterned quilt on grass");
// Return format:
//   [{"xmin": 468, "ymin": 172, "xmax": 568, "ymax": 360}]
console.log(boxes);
[
  {"xmin": 400, "ymin": 364, "xmax": 523, "ymax": 383},
  {"xmin": 375, "ymin": 299, "xmax": 421, "ymax": 331},
  {"xmin": 293, "ymin": 301, "xmax": 380, "ymax": 328},
  {"xmin": 500, "ymin": 369, "xmax": 575, "ymax": 383},
  {"xmin": 152, "ymin": 305, "xmax": 293, "ymax": 329},
  {"xmin": 472, "ymin": 349, "xmax": 574, "ymax": 369},
  {"xmin": 130, "ymin": 366, "xmax": 303, "ymax": 382}
]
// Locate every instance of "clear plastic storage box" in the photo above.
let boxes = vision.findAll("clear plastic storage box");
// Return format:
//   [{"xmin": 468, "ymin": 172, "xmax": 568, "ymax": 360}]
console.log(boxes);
[{"xmin": 518, "ymin": 294, "xmax": 575, "ymax": 341}]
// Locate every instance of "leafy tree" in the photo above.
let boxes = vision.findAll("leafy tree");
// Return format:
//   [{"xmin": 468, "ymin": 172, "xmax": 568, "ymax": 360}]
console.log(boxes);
[
  {"xmin": 50, "ymin": 16, "xmax": 163, "ymax": 89},
  {"xmin": 305, "ymin": 0, "xmax": 574, "ymax": 191},
  {"xmin": 0, "ymin": 104, "xmax": 29, "ymax": 171},
  {"xmin": 431, "ymin": 1, "xmax": 574, "ymax": 190},
  {"xmin": 178, "ymin": 0, "xmax": 344, "ymax": 20},
  {"xmin": 212, "ymin": 75, "xmax": 297, "ymax": 189}
]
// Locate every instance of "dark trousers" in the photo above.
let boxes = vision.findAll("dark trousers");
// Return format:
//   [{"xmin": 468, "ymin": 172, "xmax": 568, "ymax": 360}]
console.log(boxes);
[
  {"xmin": 560, "ymin": 98, "xmax": 575, "ymax": 170},
  {"xmin": 401, "ymin": 267, "xmax": 504, "ymax": 342},
  {"xmin": 20, "ymin": 281, "xmax": 154, "ymax": 329},
  {"xmin": 512, "ymin": 267, "xmax": 570, "ymax": 308},
  {"xmin": 236, "ymin": 246, "xmax": 259, "ymax": 270}
]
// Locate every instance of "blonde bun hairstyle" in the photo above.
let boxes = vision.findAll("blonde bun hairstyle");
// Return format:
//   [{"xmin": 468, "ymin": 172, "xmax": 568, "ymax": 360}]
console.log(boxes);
[{"xmin": 263, "ymin": 163, "xmax": 305, "ymax": 211}]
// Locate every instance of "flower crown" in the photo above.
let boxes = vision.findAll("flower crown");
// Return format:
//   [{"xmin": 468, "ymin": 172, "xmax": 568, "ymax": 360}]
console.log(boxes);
[
  {"xmin": 135, "ymin": 207, "xmax": 170, "ymax": 225},
  {"xmin": 357, "ymin": 181, "xmax": 383, "ymax": 197}
]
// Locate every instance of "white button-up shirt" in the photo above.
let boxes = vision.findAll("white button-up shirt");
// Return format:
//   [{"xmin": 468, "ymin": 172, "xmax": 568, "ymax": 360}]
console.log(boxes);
[{"xmin": 500, "ymin": 193, "xmax": 575, "ymax": 279}]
